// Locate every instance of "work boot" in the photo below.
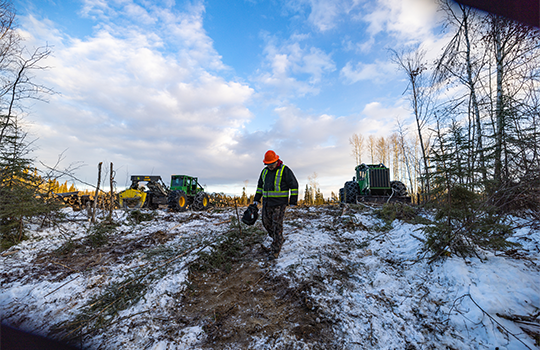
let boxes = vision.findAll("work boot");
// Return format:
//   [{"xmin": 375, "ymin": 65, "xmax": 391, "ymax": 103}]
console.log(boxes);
[{"xmin": 271, "ymin": 237, "xmax": 283, "ymax": 254}]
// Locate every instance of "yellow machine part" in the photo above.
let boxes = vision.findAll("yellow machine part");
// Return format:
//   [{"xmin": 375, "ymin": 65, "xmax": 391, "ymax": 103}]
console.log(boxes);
[{"xmin": 118, "ymin": 188, "xmax": 147, "ymax": 209}]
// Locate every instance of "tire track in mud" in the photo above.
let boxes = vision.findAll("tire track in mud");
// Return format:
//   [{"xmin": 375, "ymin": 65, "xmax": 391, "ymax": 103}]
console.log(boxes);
[{"xmin": 180, "ymin": 243, "xmax": 338, "ymax": 349}]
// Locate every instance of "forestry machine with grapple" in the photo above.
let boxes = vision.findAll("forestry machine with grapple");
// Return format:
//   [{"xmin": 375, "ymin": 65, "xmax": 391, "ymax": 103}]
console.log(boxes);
[
  {"xmin": 339, "ymin": 163, "xmax": 411, "ymax": 204},
  {"xmin": 118, "ymin": 175, "xmax": 210, "ymax": 211}
]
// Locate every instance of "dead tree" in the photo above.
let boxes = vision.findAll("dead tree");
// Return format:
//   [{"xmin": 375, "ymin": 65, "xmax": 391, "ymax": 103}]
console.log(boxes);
[
  {"xmin": 390, "ymin": 48, "xmax": 433, "ymax": 201},
  {"xmin": 91, "ymin": 162, "xmax": 102, "ymax": 224}
]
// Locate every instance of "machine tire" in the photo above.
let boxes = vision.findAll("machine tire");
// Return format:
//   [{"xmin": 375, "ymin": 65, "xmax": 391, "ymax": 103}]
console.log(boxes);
[
  {"xmin": 168, "ymin": 190, "xmax": 188, "ymax": 212},
  {"xmin": 344, "ymin": 181, "xmax": 359, "ymax": 204},
  {"xmin": 193, "ymin": 192, "xmax": 210, "ymax": 211},
  {"xmin": 339, "ymin": 188, "xmax": 345, "ymax": 203},
  {"xmin": 390, "ymin": 181, "xmax": 408, "ymax": 197}
]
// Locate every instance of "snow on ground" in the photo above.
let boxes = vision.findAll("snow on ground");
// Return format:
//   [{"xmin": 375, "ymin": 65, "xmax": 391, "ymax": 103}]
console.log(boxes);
[{"xmin": 1, "ymin": 205, "xmax": 539, "ymax": 349}]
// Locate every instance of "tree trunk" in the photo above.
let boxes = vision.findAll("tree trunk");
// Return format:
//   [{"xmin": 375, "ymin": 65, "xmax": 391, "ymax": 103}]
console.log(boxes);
[
  {"xmin": 108, "ymin": 162, "xmax": 114, "ymax": 221},
  {"xmin": 411, "ymin": 75, "xmax": 431, "ymax": 199},
  {"xmin": 92, "ymin": 162, "xmax": 103, "ymax": 224},
  {"xmin": 461, "ymin": 7, "xmax": 486, "ymax": 183},
  {"xmin": 493, "ymin": 20, "xmax": 505, "ymax": 184}
]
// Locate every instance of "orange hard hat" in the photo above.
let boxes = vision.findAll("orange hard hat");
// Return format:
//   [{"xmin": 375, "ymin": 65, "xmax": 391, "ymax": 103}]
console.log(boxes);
[{"xmin": 263, "ymin": 150, "xmax": 279, "ymax": 164}]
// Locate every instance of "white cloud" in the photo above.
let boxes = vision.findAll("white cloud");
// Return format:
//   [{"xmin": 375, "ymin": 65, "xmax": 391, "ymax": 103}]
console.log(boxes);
[
  {"xmin": 342, "ymin": 36, "xmax": 376, "ymax": 54},
  {"xmin": 228, "ymin": 101, "xmax": 408, "ymax": 194},
  {"xmin": 362, "ymin": 0, "xmax": 441, "ymax": 41},
  {"xmin": 360, "ymin": 101, "xmax": 409, "ymax": 136},
  {"xmin": 20, "ymin": 3, "xmax": 255, "ymax": 189},
  {"xmin": 285, "ymin": 0, "xmax": 364, "ymax": 32},
  {"xmin": 231, "ymin": 105, "xmax": 359, "ymax": 187},
  {"xmin": 340, "ymin": 59, "xmax": 395, "ymax": 84},
  {"xmin": 306, "ymin": 0, "xmax": 340, "ymax": 32},
  {"xmin": 80, "ymin": 0, "xmax": 114, "ymax": 20},
  {"xmin": 255, "ymin": 34, "xmax": 335, "ymax": 97}
]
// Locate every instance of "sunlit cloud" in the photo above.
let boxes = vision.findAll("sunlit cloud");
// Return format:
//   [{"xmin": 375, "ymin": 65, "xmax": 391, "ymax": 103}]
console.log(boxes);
[
  {"xmin": 20, "ymin": 3, "xmax": 255, "ymax": 186},
  {"xmin": 363, "ymin": 0, "xmax": 441, "ymax": 41},
  {"xmin": 255, "ymin": 34, "xmax": 335, "ymax": 97}
]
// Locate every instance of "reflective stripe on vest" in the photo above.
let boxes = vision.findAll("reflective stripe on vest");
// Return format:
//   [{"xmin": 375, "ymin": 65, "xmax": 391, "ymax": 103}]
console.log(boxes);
[
  {"xmin": 261, "ymin": 166, "xmax": 289, "ymax": 198},
  {"xmin": 275, "ymin": 166, "xmax": 284, "ymax": 191}
]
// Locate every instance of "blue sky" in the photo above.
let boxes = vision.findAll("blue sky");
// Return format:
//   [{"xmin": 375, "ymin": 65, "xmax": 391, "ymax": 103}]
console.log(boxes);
[{"xmin": 15, "ymin": 0, "xmax": 449, "ymax": 196}]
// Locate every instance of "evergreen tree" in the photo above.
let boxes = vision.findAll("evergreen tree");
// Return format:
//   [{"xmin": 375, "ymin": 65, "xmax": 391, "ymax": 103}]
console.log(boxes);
[
  {"xmin": 0, "ymin": 2, "xmax": 56, "ymax": 249},
  {"xmin": 0, "ymin": 125, "xmax": 60, "ymax": 248},
  {"xmin": 315, "ymin": 188, "xmax": 324, "ymax": 205},
  {"xmin": 303, "ymin": 184, "xmax": 311, "ymax": 205},
  {"xmin": 240, "ymin": 187, "xmax": 247, "ymax": 205},
  {"xmin": 424, "ymin": 121, "xmax": 513, "ymax": 260}
]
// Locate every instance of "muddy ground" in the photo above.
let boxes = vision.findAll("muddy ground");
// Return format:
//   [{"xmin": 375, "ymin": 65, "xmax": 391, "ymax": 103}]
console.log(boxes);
[
  {"xmin": 183, "ymin": 245, "xmax": 336, "ymax": 349},
  {"xmin": 11, "ymin": 209, "xmax": 340, "ymax": 349}
]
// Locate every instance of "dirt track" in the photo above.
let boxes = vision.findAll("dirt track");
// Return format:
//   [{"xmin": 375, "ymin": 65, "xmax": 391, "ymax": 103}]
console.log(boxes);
[{"xmin": 182, "ymin": 244, "xmax": 336, "ymax": 349}]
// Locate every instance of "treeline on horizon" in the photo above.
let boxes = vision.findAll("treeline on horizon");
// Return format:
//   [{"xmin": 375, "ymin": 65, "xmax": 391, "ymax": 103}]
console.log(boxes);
[{"xmin": 46, "ymin": 183, "xmax": 335, "ymax": 208}]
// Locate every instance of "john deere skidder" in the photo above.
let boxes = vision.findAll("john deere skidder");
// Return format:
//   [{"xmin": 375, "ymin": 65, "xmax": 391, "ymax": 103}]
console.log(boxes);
[
  {"xmin": 339, "ymin": 163, "xmax": 410, "ymax": 204},
  {"xmin": 118, "ymin": 175, "xmax": 210, "ymax": 211}
]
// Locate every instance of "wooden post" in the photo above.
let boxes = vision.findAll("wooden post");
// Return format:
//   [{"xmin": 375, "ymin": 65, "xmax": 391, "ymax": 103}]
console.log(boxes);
[
  {"xmin": 108, "ymin": 162, "xmax": 114, "ymax": 221},
  {"xmin": 234, "ymin": 199, "xmax": 242, "ymax": 236},
  {"xmin": 92, "ymin": 162, "xmax": 103, "ymax": 224}
]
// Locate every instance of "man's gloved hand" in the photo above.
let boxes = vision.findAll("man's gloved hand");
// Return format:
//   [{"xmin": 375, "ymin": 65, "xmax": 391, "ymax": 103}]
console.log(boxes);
[{"xmin": 253, "ymin": 201, "xmax": 259, "ymax": 206}]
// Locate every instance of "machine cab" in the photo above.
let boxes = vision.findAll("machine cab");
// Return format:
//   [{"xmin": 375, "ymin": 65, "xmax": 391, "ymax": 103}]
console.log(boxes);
[{"xmin": 170, "ymin": 175, "xmax": 200, "ymax": 195}]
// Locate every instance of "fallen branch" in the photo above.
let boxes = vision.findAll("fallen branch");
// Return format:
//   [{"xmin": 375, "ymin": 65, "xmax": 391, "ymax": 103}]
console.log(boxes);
[
  {"xmin": 45, "ymin": 275, "xmax": 81, "ymax": 298},
  {"xmin": 243, "ymin": 269, "xmax": 270, "ymax": 292},
  {"xmin": 214, "ymin": 219, "xmax": 231, "ymax": 225},
  {"xmin": 1, "ymin": 250, "xmax": 19, "ymax": 257},
  {"xmin": 449, "ymin": 293, "xmax": 533, "ymax": 350},
  {"xmin": 76, "ymin": 310, "xmax": 151, "ymax": 340},
  {"xmin": 51, "ymin": 260, "xmax": 77, "ymax": 272},
  {"xmin": 410, "ymin": 233, "xmax": 426, "ymax": 243},
  {"xmin": 60, "ymin": 243, "xmax": 207, "ymax": 341},
  {"xmin": 234, "ymin": 199, "xmax": 242, "ymax": 236}
]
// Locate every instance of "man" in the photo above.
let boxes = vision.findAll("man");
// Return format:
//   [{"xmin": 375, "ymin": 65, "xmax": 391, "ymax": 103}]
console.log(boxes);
[{"xmin": 253, "ymin": 150, "xmax": 299, "ymax": 260}]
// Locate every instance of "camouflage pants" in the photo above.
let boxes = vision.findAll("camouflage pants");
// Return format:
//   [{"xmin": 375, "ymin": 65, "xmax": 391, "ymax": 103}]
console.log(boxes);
[{"xmin": 262, "ymin": 204, "xmax": 287, "ymax": 254}]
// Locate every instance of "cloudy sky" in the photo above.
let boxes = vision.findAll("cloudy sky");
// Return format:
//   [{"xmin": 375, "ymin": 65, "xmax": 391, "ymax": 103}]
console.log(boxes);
[{"xmin": 15, "ymin": 0, "xmax": 449, "ymax": 196}]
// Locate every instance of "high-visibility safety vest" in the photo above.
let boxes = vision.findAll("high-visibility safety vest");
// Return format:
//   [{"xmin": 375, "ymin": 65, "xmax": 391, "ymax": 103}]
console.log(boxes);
[{"xmin": 255, "ymin": 164, "xmax": 299, "ymax": 206}]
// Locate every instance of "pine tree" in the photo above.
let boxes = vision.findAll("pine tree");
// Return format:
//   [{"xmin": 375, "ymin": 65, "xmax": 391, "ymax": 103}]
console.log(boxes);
[
  {"xmin": 424, "ymin": 121, "xmax": 513, "ymax": 260},
  {"xmin": 59, "ymin": 181, "xmax": 68, "ymax": 193},
  {"xmin": 240, "ymin": 187, "xmax": 248, "ymax": 205},
  {"xmin": 315, "ymin": 188, "xmax": 324, "ymax": 205},
  {"xmin": 303, "ymin": 184, "xmax": 311, "ymax": 205},
  {"xmin": 0, "ymin": 2, "xmax": 57, "ymax": 249}
]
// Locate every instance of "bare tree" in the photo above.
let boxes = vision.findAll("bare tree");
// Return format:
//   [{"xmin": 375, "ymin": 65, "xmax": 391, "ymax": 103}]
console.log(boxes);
[
  {"xmin": 435, "ymin": 0, "xmax": 487, "ymax": 184},
  {"xmin": 367, "ymin": 135, "xmax": 376, "ymax": 163},
  {"xmin": 389, "ymin": 133, "xmax": 401, "ymax": 180},
  {"xmin": 396, "ymin": 119, "xmax": 416, "ymax": 200},
  {"xmin": 349, "ymin": 133, "xmax": 364, "ymax": 165},
  {"xmin": 390, "ymin": 48, "xmax": 433, "ymax": 197},
  {"xmin": 485, "ymin": 16, "xmax": 540, "ymax": 184},
  {"xmin": 375, "ymin": 136, "xmax": 388, "ymax": 165}
]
